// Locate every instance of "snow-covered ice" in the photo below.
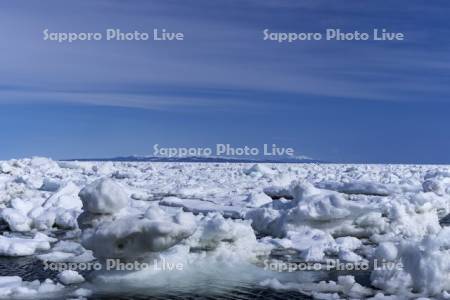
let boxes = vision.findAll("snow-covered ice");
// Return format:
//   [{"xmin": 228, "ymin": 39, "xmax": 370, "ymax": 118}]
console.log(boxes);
[
  {"xmin": 0, "ymin": 158, "xmax": 450, "ymax": 298},
  {"xmin": 78, "ymin": 178, "xmax": 128, "ymax": 214},
  {"xmin": 57, "ymin": 270, "xmax": 85, "ymax": 285}
]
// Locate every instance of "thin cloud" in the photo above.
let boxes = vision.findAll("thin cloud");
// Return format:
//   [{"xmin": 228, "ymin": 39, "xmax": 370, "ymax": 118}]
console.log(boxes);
[{"xmin": 0, "ymin": 0, "xmax": 448, "ymax": 109}]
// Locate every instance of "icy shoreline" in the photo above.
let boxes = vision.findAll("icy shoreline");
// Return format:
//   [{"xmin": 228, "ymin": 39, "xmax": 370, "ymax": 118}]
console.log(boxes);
[{"xmin": 0, "ymin": 157, "xmax": 450, "ymax": 299}]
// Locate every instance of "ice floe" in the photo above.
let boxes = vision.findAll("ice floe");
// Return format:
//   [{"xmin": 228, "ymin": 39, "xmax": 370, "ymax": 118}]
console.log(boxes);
[{"xmin": 0, "ymin": 158, "xmax": 449, "ymax": 298}]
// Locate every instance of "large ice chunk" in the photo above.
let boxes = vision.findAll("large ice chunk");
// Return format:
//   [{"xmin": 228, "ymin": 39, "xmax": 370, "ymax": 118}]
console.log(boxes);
[
  {"xmin": 57, "ymin": 270, "xmax": 85, "ymax": 285},
  {"xmin": 78, "ymin": 179, "xmax": 128, "ymax": 214},
  {"xmin": 244, "ymin": 164, "xmax": 277, "ymax": 176},
  {"xmin": 0, "ymin": 232, "xmax": 55, "ymax": 257},
  {"xmin": 0, "ymin": 276, "xmax": 64, "ymax": 298},
  {"xmin": 81, "ymin": 208, "xmax": 197, "ymax": 259},
  {"xmin": 0, "ymin": 208, "xmax": 31, "ymax": 232}
]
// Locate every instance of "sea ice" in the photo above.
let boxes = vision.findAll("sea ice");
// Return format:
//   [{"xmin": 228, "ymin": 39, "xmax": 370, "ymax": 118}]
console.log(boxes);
[
  {"xmin": 78, "ymin": 178, "xmax": 128, "ymax": 214},
  {"xmin": 0, "ymin": 158, "xmax": 449, "ymax": 298},
  {"xmin": 57, "ymin": 270, "xmax": 85, "ymax": 285},
  {"xmin": 81, "ymin": 203, "xmax": 197, "ymax": 258},
  {"xmin": 0, "ymin": 232, "xmax": 55, "ymax": 257}
]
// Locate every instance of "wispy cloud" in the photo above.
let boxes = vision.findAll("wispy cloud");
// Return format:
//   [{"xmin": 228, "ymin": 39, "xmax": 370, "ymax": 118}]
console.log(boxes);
[{"xmin": 0, "ymin": 0, "xmax": 449, "ymax": 110}]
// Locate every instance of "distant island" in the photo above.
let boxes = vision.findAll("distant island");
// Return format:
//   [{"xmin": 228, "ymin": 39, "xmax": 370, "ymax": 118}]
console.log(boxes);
[{"xmin": 66, "ymin": 155, "xmax": 324, "ymax": 164}]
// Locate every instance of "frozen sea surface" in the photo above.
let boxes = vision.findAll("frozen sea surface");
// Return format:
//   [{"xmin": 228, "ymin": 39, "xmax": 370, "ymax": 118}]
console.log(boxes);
[{"xmin": 1, "ymin": 158, "xmax": 450, "ymax": 299}]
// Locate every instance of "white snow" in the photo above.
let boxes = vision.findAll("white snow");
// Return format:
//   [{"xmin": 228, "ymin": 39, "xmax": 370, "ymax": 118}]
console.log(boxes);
[
  {"xmin": 244, "ymin": 192, "xmax": 272, "ymax": 207},
  {"xmin": 1, "ymin": 208, "xmax": 31, "ymax": 232},
  {"xmin": 80, "ymin": 204, "xmax": 197, "ymax": 258},
  {"xmin": 0, "ymin": 276, "xmax": 65, "ymax": 299},
  {"xmin": 0, "ymin": 232, "xmax": 55, "ymax": 257},
  {"xmin": 57, "ymin": 270, "xmax": 85, "ymax": 285},
  {"xmin": 0, "ymin": 162, "xmax": 13, "ymax": 174},
  {"xmin": 78, "ymin": 178, "xmax": 128, "ymax": 214},
  {"xmin": 244, "ymin": 163, "xmax": 278, "ymax": 176}
]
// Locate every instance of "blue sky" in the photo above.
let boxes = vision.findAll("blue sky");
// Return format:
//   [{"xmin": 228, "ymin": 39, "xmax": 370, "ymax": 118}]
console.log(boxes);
[{"xmin": 0, "ymin": 0, "xmax": 449, "ymax": 163}]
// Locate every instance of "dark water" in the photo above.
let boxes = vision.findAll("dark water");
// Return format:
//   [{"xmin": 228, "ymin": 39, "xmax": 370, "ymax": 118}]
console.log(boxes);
[
  {"xmin": 0, "ymin": 255, "xmax": 379, "ymax": 299},
  {"xmin": 0, "ymin": 257, "xmax": 312, "ymax": 299},
  {"xmin": 0, "ymin": 256, "xmax": 59, "ymax": 281},
  {"xmin": 91, "ymin": 286, "xmax": 310, "ymax": 300},
  {"xmin": 91, "ymin": 290, "xmax": 308, "ymax": 300},
  {"xmin": 440, "ymin": 214, "xmax": 450, "ymax": 226}
]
